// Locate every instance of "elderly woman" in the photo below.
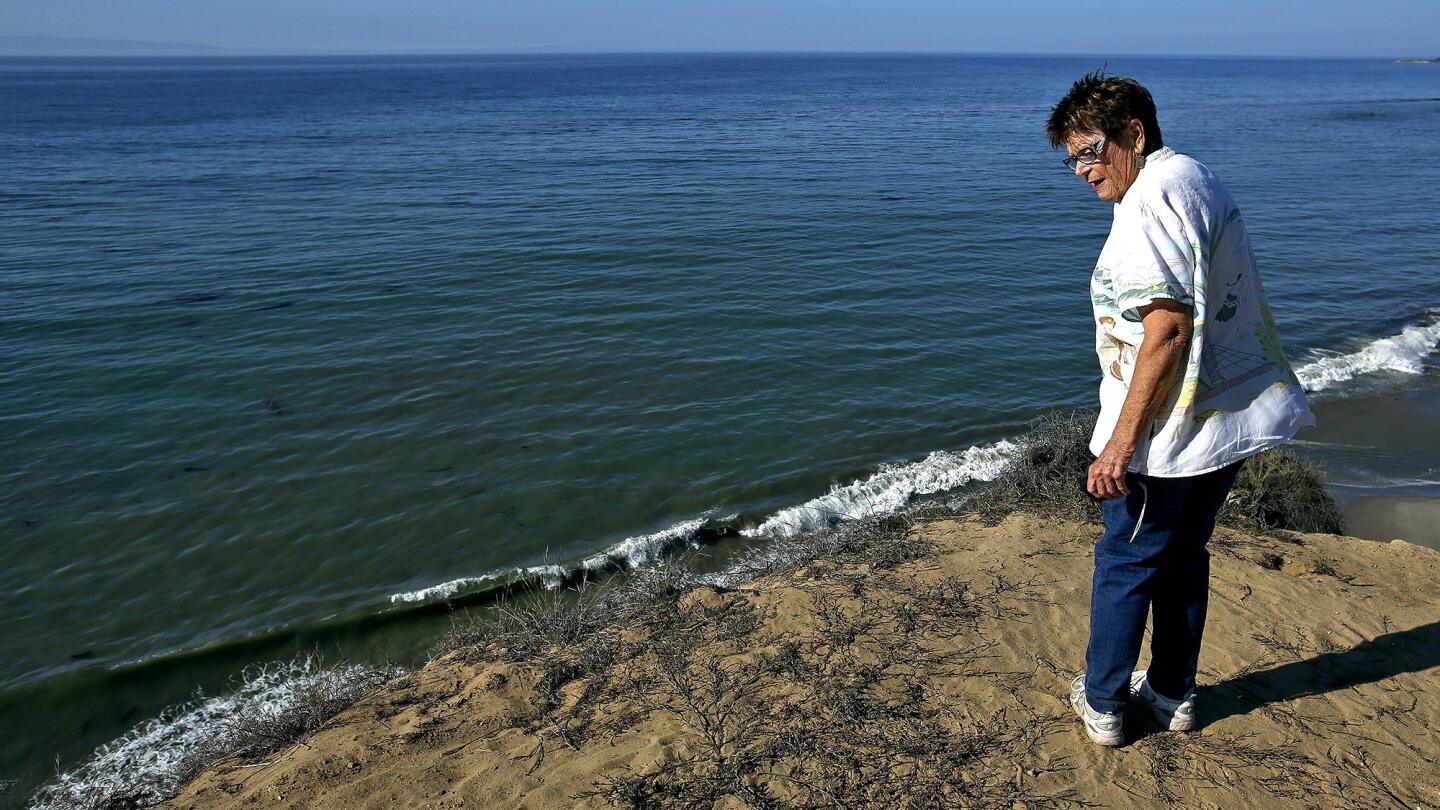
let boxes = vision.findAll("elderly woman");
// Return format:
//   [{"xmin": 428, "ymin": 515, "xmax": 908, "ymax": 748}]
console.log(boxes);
[{"xmin": 1045, "ymin": 72, "xmax": 1314, "ymax": 746}]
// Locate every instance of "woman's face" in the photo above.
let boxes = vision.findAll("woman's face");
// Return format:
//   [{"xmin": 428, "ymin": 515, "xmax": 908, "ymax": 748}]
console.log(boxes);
[{"xmin": 1066, "ymin": 121, "xmax": 1144, "ymax": 203}]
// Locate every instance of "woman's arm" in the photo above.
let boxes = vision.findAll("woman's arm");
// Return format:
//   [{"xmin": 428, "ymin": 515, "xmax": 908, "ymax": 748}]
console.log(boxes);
[{"xmin": 1087, "ymin": 298, "xmax": 1194, "ymax": 499}]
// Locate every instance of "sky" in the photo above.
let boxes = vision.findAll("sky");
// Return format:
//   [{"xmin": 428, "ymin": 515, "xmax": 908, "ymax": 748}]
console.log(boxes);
[{"xmin": 1, "ymin": 0, "xmax": 1437, "ymax": 57}]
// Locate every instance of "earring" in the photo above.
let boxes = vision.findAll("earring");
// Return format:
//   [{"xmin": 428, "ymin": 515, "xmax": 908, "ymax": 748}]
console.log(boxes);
[{"xmin": 1133, "ymin": 153, "xmax": 1147, "ymax": 169}]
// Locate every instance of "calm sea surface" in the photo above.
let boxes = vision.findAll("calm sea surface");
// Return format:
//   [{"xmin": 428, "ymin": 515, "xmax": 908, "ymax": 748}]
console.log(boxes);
[{"xmin": 2, "ymin": 54, "xmax": 1438, "ymax": 797}]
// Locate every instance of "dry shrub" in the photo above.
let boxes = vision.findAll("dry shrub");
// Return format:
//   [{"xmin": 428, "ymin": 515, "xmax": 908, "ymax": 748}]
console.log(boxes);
[
  {"xmin": 572, "ymin": 566, "xmax": 1075, "ymax": 809},
  {"xmin": 968, "ymin": 410, "xmax": 1343, "ymax": 535},
  {"xmin": 1130, "ymin": 731, "xmax": 1317, "ymax": 804},
  {"xmin": 1222, "ymin": 449, "xmax": 1345, "ymax": 534},
  {"xmin": 967, "ymin": 410, "xmax": 1100, "ymax": 526}
]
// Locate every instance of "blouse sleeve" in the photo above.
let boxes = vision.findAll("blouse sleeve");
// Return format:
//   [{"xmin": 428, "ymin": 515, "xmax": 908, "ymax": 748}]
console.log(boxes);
[{"xmin": 1108, "ymin": 198, "xmax": 1197, "ymax": 323}]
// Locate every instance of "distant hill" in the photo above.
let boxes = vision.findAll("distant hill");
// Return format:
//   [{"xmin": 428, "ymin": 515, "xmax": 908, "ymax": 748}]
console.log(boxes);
[{"xmin": 0, "ymin": 35, "xmax": 243, "ymax": 56}]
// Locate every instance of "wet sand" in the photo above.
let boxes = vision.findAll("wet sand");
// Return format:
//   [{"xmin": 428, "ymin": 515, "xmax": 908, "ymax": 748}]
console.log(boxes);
[
  {"xmin": 1301, "ymin": 376, "xmax": 1440, "ymax": 550},
  {"xmin": 1344, "ymin": 495, "xmax": 1440, "ymax": 550}
]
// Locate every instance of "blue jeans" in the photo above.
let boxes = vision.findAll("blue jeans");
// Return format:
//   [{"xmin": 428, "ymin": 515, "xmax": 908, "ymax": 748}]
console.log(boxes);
[{"xmin": 1084, "ymin": 460, "xmax": 1244, "ymax": 714}]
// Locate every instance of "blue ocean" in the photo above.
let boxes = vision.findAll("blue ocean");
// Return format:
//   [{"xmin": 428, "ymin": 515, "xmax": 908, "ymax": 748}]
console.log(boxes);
[{"xmin": 2, "ymin": 53, "xmax": 1438, "ymax": 803}]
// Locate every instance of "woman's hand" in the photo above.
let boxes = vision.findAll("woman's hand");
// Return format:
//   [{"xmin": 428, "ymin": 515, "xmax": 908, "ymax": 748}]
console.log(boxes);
[{"xmin": 1088, "ymin": 442, "xmax": 1134, "ymax": 500}]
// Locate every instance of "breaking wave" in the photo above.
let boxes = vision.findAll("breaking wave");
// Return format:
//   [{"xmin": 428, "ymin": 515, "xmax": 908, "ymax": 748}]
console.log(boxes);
[
  {"xmin": 29, "ymin": 657, "xmax": 398, "ymax": 810},
  {"xmin": 388, "ymin": 513, "xmax": 715, "ymax": 604},
  {"xmin": 388, "ymin": 443, "xmax": 1016, "ymax": 605},
  {"xmin": 1295, "ymin": 311, "xmax": 1440, "ymax": 392},
  {"xmin": 741, "ymin": 441, "xmax": 1016, "ymax": 538},
  {"xmin": 388, "ymin": 572, "xmax": 506, "ymax": 604}
]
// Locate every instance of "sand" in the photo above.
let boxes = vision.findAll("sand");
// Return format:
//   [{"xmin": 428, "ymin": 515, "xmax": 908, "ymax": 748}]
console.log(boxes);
[{"xmin": 163, "ymin": 515, "xmax": 1440, "ymax": 809}]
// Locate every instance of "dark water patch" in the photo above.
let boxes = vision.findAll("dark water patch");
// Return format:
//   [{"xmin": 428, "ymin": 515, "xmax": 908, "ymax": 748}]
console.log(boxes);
[
  {"xmin": 1326, "ymin": 98, "xmax": 1440, "ymax": 122},
  {"xmin": 1333, "ymin": 110, "xmax": 1383, "ymax": 120},
  {"xmin": 157, "ymin": 291, "xmax": 229, "ymax": 306}
]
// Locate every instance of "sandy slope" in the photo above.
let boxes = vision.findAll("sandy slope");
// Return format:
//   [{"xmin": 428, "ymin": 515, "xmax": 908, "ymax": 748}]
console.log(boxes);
[{"xmin": 164, "ymin": 515, "xmax": 1440, "ymax": 809}]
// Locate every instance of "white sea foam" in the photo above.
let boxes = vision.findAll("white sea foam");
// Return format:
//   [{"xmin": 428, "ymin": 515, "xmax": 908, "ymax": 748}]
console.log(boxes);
[
  {"xmin": 1295, "ymin": 312, "xmax": 1440, "ymax": 392},
  {"xmin": 388, "ymin": 514, "xmax": 713, "ymax": 604},
  {"xmin": 389, "ymin": 572, "xmax": 504, "ymax": 604},
  {"xmin": 520, "ymin": 563, "xmax": 569, "ymax": 589},
  {"xmin": 741, "ymin": 441, "xmax": 1018, "ymax": 538},
  {"xmin": 30, "ymin": 657, "xmax": 398, "ymax": 810},
  {"xmin": 580, "ymin": 513, "xmax": 713, "ymax": 572},
  {"xmin": 386, "ymin": 440, "xmax": 1015, "ymax": 605}
]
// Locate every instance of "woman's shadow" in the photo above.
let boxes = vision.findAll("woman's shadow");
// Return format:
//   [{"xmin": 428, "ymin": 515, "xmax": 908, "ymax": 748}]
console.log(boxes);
[{"xmin": 1195, "ymin": 620, "xmax": 1440, "ymax": 728}]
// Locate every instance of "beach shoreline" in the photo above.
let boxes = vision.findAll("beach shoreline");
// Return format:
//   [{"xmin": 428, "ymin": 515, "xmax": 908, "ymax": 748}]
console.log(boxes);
[
  {"xmin": 22, "ymin": 410, "xmax": 1440, "ymax": 809},
  {"xmin": 135, "ymin": 511, "xmax": 1440, "ymax": 809},
  {"xmin": 1300, "ymin": 373, "xmax": 1440, "ymax": 551},
  {"xmin": 16, "ymin": 390, "xmax": 1440, "ymax": 808}
]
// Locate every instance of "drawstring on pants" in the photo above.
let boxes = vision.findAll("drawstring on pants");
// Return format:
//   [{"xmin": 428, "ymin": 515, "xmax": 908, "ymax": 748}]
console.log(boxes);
[{"xmin": 1127, "ymin": 479, "xmax": 1149, "ymax": 543}]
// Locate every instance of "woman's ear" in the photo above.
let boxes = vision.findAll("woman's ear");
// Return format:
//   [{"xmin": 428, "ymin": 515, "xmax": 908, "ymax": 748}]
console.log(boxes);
[{"xmin": 1130, "ymin": 118, "xmax": 1146, "ymax": 154}]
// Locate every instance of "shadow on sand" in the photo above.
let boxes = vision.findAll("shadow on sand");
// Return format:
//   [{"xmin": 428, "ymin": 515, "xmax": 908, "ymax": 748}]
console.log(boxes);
[{"xmin": 1198, "ymin": 620, "xmax": 1440, "ymax": 727}]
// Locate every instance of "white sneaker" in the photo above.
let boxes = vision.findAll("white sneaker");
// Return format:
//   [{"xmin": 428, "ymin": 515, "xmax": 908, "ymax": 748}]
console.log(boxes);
[
  {"xmin": 1070, "ymin": 675, "xmax": 1124, "ymax": 746},
  {"xmin": 1129, "ymin": 670, "xmax": 1196, "ymax": 731}
]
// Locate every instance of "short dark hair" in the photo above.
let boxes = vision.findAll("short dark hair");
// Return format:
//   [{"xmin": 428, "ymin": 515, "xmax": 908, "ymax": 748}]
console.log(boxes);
[{"xmin": 1045, "ymin": 70, "xmax": 1163, "ymax": 154}]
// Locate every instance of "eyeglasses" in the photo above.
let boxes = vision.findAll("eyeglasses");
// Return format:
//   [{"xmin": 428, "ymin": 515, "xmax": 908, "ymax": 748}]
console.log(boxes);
[{"xmin": 1062, "ymin": 136, "xmax": 1107, "ymax": 171}]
